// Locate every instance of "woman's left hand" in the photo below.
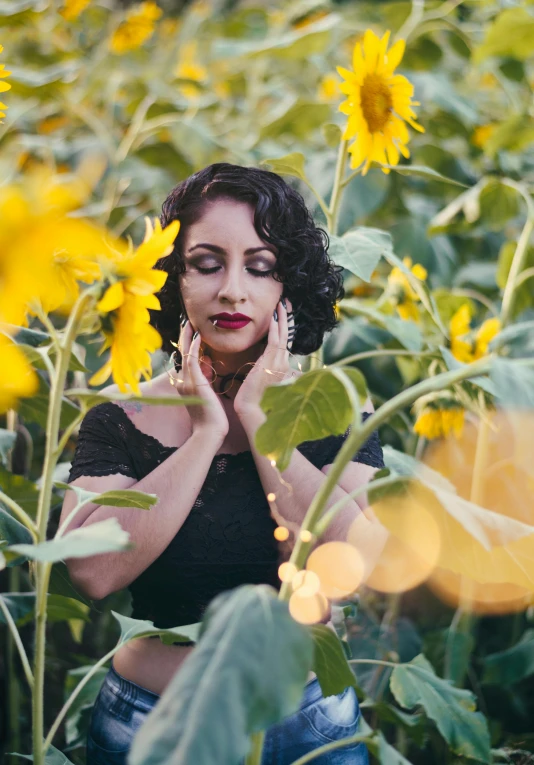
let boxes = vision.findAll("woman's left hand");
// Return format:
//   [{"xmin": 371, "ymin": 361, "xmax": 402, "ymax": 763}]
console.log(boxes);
[{"xmin": 233, "ymin": 297, "xmax": 295, "ymax": 418}]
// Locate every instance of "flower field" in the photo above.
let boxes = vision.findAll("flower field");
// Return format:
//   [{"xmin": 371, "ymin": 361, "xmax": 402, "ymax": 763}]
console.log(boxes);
[{"xmin": 1, "ymin": 1, "xmax": 534, "ymax": 763}]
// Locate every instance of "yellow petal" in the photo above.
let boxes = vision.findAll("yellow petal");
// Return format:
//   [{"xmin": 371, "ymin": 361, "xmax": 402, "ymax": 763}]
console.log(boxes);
[
  {"xmin": 96, "ymin": 281, "xmax": 125, "ymax": 313},
  {"xmin": 89, "ymin": 358, "xmax": 113, "ymax": 387}
]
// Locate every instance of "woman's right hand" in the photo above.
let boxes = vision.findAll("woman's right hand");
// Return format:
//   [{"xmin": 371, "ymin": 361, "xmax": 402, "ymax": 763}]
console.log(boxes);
[{"xmin": 176, "ymin": 321, "xmax": 229, "ymax": 442}]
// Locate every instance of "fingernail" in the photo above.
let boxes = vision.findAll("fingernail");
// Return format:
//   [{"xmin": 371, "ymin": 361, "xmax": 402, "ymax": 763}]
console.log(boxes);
[
  {"xmin": 273, "ymin": 309, "xmax": 278, "ymax": 322},
  {"xmin": 192, "ymin": 330, "xmax": 199, "ymax": 340},
  {"xmin": 281, "ymin": 297, "xmax": 287, "ymax": 308}
]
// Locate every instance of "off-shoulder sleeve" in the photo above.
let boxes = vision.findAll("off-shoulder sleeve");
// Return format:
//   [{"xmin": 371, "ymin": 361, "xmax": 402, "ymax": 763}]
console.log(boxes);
[
  {"xmin": 67, "ymin": 403, "xmax": 138, "ymax": 483},
  {"xmin": 297, "ymin": 411, "xmax": 385, "ymax": 471}
]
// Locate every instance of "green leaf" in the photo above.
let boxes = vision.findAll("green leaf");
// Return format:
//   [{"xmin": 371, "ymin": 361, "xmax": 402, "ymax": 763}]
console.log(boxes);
[
  {"xmin": 64, "ymin": 665, "xmax": 108, "ymax": 746},
  {"xmin": 0, "ymin": 464, "xmax": 39, "ymax": 520},
  {"xmin": 0, "ymin": 593, "xmax": 34, "ymax": 625},
  {"xmin": 8, "ymin": 745, "xmax": 75, "ymax": 764},
  {"xmin": 17, "ymin": 342, "xmax": 89, "ymax": 374},
  {"xmin": 370, "ymin": 702, "xmax": 427, "ymax": 748},
  {"xmin": 496, "ymin": 241, "xmax": 534, "ymax": 319},
  {"xmin": 310, "ymin": 624, "xmax": 359, "ymax": 698},
  {"xmin": 482, "ymin": 630, "xmax": 534, "ymax": 686},
  {"xmin": 328, "ymin": 227, "xmax": 392, "ymax": 282},
  {"xmin": 256, "ymin": 367, "xmax": 367, "ymax": 472},
  {"xmin": 489, "ymin": 320, "xmax": 534, "ymax": 357},
  {"xmin": 340, "ymin": 300, "xmax": 423, "ymax": 351},
  {"xmin": 0, "ymin": 429, "xmax": 17, "ymax": 466},
  {"xmin": 478, "ymin": 178, "xmax": 520, "ymax": 230},
  {"xmin": 490, "ymin": 358, "xmax": 534, "ymax": 408},
  {"xmin": 359, "ymin": 716, "xmax": 413, "ymax": 764},
  {"xmin": 129, "ymin": 585, "xmax": 313, "ymax": 765},
  {"xmin": 6, "ymin": 324, "xmax": 50, "ymax": 346},
  {"xmin": 17, "ymin": 372, "xmax": 80, "ymax": 430},
  {"xmin": 8, "ymin": 517, "xmax": 131, "ymax": 562},
  {"xmin": 48, "ymin": 561, "xmax": 93, "ymax": 608},
  {"xmin": 378, "ymin": 164, "xmax": 468, "ymax": 188},
  {"xmin": 322, "ymin": 123, "xmax": 342, "ymax": 149},
  {"xmin": 382, "ymin": 446, "xmax": 534, "ymax": 554},
  {"xmin": 5, "ymin": 592, "xmax": 91, "ymax": 627},
  {"xmin": 112, "ymin": 611, "xmax": 200, "ymax": 646},
  {"xmin": 390, "ymin": 654, "xmax": 491, "ymax": 762},
  {"xmin": 0, "ymin": 506, "xmax": 33, "ymax": 546},
  {"xmin": 473, "ymin": 7, "xmax": 534, "ymax": 63},
  {"xmin": 212, "ymin": 14, "xmax": 339, "ymax": 61},
  {"xmin": 259, "ymin": 99, "xmax": 332, "ymax": 141},
  {"xmin": 56, "ymin": 482, "xmax": 158, "ymax": 511},
  {"xmin": 260, "ymin": 152, "xmax": 307, "ymax": 182}
]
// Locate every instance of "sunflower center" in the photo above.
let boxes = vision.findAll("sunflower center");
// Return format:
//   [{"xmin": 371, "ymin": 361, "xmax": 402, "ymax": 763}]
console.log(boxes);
[{"xmin": 360, "ymin": 73, "xmax": 392, "ymax": 133}]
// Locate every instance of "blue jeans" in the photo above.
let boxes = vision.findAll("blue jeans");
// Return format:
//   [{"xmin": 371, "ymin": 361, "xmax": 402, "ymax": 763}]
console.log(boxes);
[{"xmin": 86, "ymin": 661, "xmax": 369, "ymax": 764}]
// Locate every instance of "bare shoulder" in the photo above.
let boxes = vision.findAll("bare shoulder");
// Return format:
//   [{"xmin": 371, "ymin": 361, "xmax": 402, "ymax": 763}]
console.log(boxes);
[{"xmin": 98, "ymin": 373, "xmax": 185, "ymax": 448}]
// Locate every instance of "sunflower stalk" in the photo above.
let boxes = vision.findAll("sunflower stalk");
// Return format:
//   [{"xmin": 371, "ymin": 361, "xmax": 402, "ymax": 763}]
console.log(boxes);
[
  {"xmin": 278, "ymin": 355, "xmax": 493, "ymax": 600},
  {"xmin": 32, "ymin": 291, "xmax": 93, "ymax": 765},
  {"xmin": 327, "ymin": 139, "xmax": 349, "ymax": 236},
  {"xmin": 444, "ymin": 396, "xmax": 491, "ymax": 685},
  {"xmin": 499, "ymin": 215, "xmax": 534, "ymax": 328}
]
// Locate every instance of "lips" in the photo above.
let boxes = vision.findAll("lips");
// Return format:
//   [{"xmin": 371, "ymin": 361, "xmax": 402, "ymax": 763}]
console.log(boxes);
[
  {"xmin": 210, "ymin": 313, "xmax": 251, "ymax": 321},
  {"xmin": 210, "ymin": 313, "xmax": 251, "ymax": 330}
]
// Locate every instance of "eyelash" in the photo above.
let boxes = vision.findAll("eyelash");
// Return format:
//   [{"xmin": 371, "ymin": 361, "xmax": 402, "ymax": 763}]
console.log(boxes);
[{"xmin": 195, "ymin": 266, "xmax": 274, "ymax": 279}]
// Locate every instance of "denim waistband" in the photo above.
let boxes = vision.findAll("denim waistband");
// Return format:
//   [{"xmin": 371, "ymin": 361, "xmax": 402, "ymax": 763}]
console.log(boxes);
[{"xmin": 107, "ymin": 660, "xmax": 322, "ymax": 712}]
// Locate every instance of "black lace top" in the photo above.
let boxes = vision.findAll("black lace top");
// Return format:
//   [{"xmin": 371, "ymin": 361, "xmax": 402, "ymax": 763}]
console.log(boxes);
[{"xmin": 67, "ymin": 401, "xmax": 384, "ymax": 631}]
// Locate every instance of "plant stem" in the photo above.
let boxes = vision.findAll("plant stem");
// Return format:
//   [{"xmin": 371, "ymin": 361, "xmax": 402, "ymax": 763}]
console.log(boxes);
[
  {"xmin": 0, "ymin": 489, "xmax": 37, "ymax": 539},
  {"xmin": 499, "ymin": 188, "xmax": 534, "ymax": 327},
  {"xmin": 278, "ymin": 356, "xmax": 494, "ymax": 601},
  {"xmin": 32, "ymin": 292, "xmax": 92, "ymax": 765},
  {"xmin": 244, "ymin": 731, "xmax": 266, "ymax": 765},
  {"xmin": 445, "ymin": 405, "xmax": 491, "ymax": 684},
  {"xmin": 44, "ymin": 646, "xmax": 116, "ymax": 750},
  {"xmin": 327, "ymin": 139, "xmax": 349, "ymax": 235},
  {"xmin": 0, "ymin": 595, "xmax": 34, "ymax": 689},
  {"xmin": 333, "ymin": 349, "xmax": 434, "ymax": 365}
]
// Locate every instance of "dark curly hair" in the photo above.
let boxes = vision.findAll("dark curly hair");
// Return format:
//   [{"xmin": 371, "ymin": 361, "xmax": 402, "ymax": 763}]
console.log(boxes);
[{"xmin": 149, "ymin": 163, "xmax": 345, "ymax": 358}]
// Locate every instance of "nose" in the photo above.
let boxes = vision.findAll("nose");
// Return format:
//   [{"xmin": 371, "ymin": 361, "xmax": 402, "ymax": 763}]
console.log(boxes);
[{"xmin": 217, "ymin": 261, "xmax": 248, "ymax": 305}]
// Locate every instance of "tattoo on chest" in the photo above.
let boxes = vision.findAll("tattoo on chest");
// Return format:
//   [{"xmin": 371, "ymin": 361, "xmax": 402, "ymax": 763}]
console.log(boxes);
[{"xmin": 116, "ymin": 401, "xmax": 144, "ymax": 416}]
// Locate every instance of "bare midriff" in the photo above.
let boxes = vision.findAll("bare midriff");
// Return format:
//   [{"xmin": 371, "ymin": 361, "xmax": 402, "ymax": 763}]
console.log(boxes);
[{"xmin": 112, "ymin": 619, "xmax": 337, "ymax": 696}]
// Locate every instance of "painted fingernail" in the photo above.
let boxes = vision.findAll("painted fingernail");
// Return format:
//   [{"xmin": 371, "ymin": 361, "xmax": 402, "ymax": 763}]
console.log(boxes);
[
  {"xmin": 181, "ymin": 317, "xmax": 187, "ymax": 328},
  {"xmin": 192, "ymin": 330, "xmax": 199, "ymax": 340},
  {"xmin": 273, "ymin": 309, "xmax": 278, "ymax": 322},
  {"xmin": 281, "ymin": 297, "xmax": 287, "ymax": 308}
]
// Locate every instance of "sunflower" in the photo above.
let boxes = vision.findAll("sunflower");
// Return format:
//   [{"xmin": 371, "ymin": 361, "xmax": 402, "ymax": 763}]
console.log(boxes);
[
  {"xmin": 175, "ymin": 41, "xmax": 208, "ymax": 100},
  {"xmin": 0, "ymin": 332, "xmax": 39, "ymax": 414},
  {"xmin": 387, "ymin": 256, "xmax": 427, "ymax": 321},
  {"xmin": 109, "ymin": 1, "xmax": 162, "ymax": 54},
  {"xmin": 337, "ymin": 29, "xmax": 425, "ymax": 174},
  {"xmin": 0, "ymin": 166, "xmax": 116, "ymax": 329},
  {"xmin": 0, "ymin": 44, "xmax": 11, "ymax": 122},
  {"xmin": 90, "ymin": 218, "xmax": 179, "ymax": 394},
  {"xmin": 59, "ymin": 0, "xmax": 91, "ymax": 20},
  {"xmin": 413, "ymin": 401, "xmax": 465, "ymax": 440},
  {"xmin": 449, "ymin": 304, "xmax": 501, "ymax": 363}
]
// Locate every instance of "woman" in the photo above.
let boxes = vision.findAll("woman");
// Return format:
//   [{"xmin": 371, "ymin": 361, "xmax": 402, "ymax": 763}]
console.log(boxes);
[{"xmin": 61, "ymin": 164, "xmax": 385, "ymax": 764}]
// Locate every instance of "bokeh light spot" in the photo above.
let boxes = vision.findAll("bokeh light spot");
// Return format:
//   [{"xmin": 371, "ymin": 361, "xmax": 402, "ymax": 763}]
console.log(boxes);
[
  {"xmin": 292, "ymin": 569, "xmax": 321, "ymax": 597},
  {"xmin": 306, "ymin": 541, "xmax": 365, "ymax": 600},
  {"xmin": 278, "ymin": 562, "xmax": 298, "ymax": 583},
  {"xmin": 289, "ymin": 590, "xmax": 330, "ymax": 624}
]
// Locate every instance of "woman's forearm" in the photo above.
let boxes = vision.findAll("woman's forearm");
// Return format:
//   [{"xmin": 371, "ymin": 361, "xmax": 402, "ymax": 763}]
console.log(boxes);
[
  {"xmin": 67, "ymin": 429, "xmax": 224, "ymax": 600},
  {"xmin": 238, "ymin": 407, "xmax": 367, "ymax": 544}
]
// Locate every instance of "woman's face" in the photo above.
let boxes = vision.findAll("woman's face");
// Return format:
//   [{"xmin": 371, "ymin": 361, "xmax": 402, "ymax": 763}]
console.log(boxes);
[{"xmin": 178, "ymin": 198, "xmax": 283, "ymax": 355}]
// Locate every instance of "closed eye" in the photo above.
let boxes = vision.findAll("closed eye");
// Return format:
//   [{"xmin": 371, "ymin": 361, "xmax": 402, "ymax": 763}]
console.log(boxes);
[{"xmin": 196, "ymin": 266, "xmax": 274, "ymax": 278}]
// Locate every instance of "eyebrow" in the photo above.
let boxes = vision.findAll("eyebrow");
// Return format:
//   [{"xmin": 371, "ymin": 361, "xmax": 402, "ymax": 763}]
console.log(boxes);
[{"xmin": 188, "ymin": 243, "xmax": 276, "ymax": 255}]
